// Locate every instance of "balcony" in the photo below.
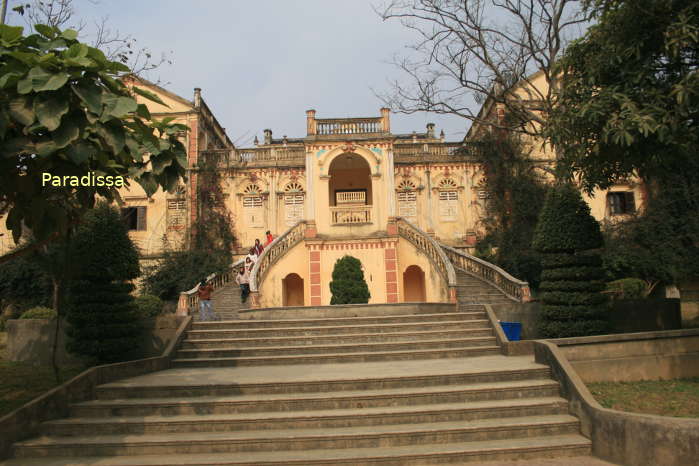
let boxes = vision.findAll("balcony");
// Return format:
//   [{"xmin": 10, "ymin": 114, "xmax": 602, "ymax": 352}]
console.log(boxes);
[{"xmin": 330, "ymin": 205, "xmax": 372, "ymax": 225}]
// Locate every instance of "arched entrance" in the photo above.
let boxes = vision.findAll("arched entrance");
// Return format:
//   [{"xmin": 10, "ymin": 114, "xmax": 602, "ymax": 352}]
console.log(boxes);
[
  {"xmin": 328, "ymin": 153, "xmax": 372, "ymax": 224},
  {"xmin": 403, "ymin": 265, "xmax": 426, "ymax": 302},
  {"xmin": 282, "ymin": 273, "xmax": 304, "ymax": 306}
]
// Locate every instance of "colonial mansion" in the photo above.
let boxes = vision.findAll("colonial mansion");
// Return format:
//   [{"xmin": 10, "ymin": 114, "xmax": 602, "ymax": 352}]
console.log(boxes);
[{"xmin": 0, "ymin": 79, "xmax": 644, "ymax": 309}]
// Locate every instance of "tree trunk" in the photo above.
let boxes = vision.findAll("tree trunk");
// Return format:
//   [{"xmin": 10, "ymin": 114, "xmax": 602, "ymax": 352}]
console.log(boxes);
[{"xmin": 51, "ymin": 277, "xmax": 62, "ymax": 384}]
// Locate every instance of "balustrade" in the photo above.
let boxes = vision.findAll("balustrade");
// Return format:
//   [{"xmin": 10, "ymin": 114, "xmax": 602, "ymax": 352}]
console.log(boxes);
[
  {"xmin": 249, "ymin": 220, "xmax": 306, "ymax": 293},
  {"xmin": 316, "ymin": 118, "xmax": 383, "ymax": 135},
  {"xmin": 393, "ymin": 143, "xmax": 468, "ymax": 158},
  {"xmin": 330, "ymin": 206, "xmax": 372, "ymax": 224},
  {"xmin": 440, "ymin": 244, "xmax": 531, "ymax": 302},
  {"xmin": 336, "ymin": 191, "xmax": 366, "ymax": 205},
  {"xmin": 395, "ymin": 218, "xmax": 457, "ymax": 298}
]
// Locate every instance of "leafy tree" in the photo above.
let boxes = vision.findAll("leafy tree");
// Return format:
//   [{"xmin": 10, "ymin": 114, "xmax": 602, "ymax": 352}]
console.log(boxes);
[
  {"xmin": 142, "ymin": 249, "xmax": 230, "ymax": 301},
  {"xmin": 533, "ymin": 184, "xmax": 609, "ymax": 337},
  {"xmin": 0, "ymin": 23, "xmax": 187, "ymax": 263},
  {"xmin": 0, "ymin": 252, "xmax": 51, "ymax": 311},
  {"xmin": 65, "ymin": 203, "xmax": 142, "ymax": 364},
  {"xmin": 377, "ymin": 0, "xmax": 590, "ymax": 138},
  {"xmin": 472, "ymin": 132, "xmax": 547, "ymax": 287},
  {"xmin": 548, "ymin": 0, "xmax": 699, "ymax": 191},
  {"xmin": 329, "ymin": 256, "xmax": 370, "ymax": 305}
]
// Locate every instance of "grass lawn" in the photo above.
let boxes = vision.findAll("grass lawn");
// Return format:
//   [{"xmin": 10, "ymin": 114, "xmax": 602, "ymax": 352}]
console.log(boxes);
[
  {"xmin": 588, "ymin": 378, "xmax": 699, "ymax": 418},
  {"xmin": 0, "ymin": 331, "xmax": 85, "ymax": 418}
]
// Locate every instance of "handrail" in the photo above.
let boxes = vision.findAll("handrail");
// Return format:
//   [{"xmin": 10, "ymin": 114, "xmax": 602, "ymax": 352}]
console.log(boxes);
[
  {"xmin": 395, "ymin": 217, "xmax": 457, "ymax": 298},
  {"xmin": 176, "ymin": 257, "xmax": 245, "ymax": 316},
  {"xmin": 440, "ymin": 243, "xmax": 531, "ymax": 302},
  {"xmin": 249, "ymin": 220, "xmax": 306, "ymax": 294}
]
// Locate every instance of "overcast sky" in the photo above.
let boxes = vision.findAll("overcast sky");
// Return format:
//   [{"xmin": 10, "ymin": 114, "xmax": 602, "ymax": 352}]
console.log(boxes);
[{"xmin": 7, "ymin": 0, "xmax": 472, "ymax": 146}]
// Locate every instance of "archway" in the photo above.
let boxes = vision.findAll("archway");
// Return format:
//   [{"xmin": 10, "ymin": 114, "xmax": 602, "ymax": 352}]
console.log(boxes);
[
  {"xmin": 282, "ymin": 273, "xmax": 304, "ymax": 306},
  {"xmin": 328, "ymin": 153, "xmax": 372, "ymax": 224},
  {"xmin": 403, "ymin": 265, "xmax": 426, "ymax": 302}
]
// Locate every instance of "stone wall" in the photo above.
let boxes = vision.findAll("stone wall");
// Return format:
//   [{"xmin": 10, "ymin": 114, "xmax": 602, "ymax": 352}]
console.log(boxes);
[{"xmin": 6, "ymin": 314, "xmax": 182, "ymax": 365}]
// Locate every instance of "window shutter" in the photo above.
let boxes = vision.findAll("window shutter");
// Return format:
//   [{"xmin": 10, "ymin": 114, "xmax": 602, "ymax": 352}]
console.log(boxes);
[{"xmin": 136, "ymin": 206, "xmax": 147, "ymax": 231}]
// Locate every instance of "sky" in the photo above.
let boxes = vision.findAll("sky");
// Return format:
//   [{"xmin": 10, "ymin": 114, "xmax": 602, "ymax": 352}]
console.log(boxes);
[{"xmin": 6, "ymin": 0, "xmax": 473, "ymax": 146}]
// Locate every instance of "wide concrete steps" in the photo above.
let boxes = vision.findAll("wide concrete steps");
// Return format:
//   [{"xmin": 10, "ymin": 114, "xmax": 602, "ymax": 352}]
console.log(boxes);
[
  {"xmin": 3, "ymin": 435, "xmax": 591, "ymax": 465},
  {"xmin": 179, "ymin": 311, "xmax": 498, "ymax": 367},
  {"xmin": 454, "ymin": 269, "xmax": 517, "ymax": 305},
  {"xmin": 70, "ymin": 379, "xmax": 561, "ymax": 417}
]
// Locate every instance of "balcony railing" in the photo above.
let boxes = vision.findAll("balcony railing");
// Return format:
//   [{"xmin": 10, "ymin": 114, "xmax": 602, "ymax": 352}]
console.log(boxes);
[
  {"xmin": 331, "ymin": 205, "xmax": 372, "ymax": 224},
  {"xmin": 198, "ymin": 147, "xmax": 305, "ymax": 167},
  {"xmin": 336, "ymin": 191, "xmax": 366, "ymax": 205},
  {"xmin": 316, "ymin": 118, "xmax": 383, "ymax": 135},
  {"xmin": 394, "ymin": 142, "xmax": 468, "ymax": 159}
]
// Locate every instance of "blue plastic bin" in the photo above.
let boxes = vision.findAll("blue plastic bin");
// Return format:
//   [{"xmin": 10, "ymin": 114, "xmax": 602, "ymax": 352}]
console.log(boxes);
[{"xmin": 500, "ymin": 322, "xmax": 522, "ymax": 341}]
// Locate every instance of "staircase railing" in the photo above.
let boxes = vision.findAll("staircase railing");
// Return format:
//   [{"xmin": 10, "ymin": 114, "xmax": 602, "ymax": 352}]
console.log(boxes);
[
  {"xmin": 176, "ymin": 258, "xmax": 245, "ymax": 316},
  {"xmin": 440, "ymin": 244, "xmax": 531, "ymax": 302},
  {"xmin": 395, "ymin": 217, "xmax": 457, "ymax": 302},
  {"xmin": 249, "ymin": 220, "xmax": 306, "ymax": 305}
]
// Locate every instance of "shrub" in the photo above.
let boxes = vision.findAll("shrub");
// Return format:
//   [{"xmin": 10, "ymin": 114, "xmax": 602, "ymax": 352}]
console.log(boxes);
[
  {"xmin": 65, "ymin": 204, "xmax": 142, "ymax": 364},
  {"xmin": 19, "ymin": 306, "xmax": 57, "ymax": 319},
  {"xmin": 329, "ymin": 256, "xmax": 370, "ymax": 305},
  {"xmin": 606, "ymin": 278, "xmax": 647, "ymax": 300},
  {"xmin": 135, "ymin": 294, "xmax": 164, "ymax": 318},
  {"xmin": 0, "ymin": 255, "xmax": 51, "ymax": 311},
  {"xmin": 533, "ymin": 184, "xmax": 609, "ymax": 338}
]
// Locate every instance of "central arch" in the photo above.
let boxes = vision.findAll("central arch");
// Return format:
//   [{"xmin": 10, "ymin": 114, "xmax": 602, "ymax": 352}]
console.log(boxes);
[{"xmin": 328, "ymin": 153, "xmax": 372, "ymax": 207}]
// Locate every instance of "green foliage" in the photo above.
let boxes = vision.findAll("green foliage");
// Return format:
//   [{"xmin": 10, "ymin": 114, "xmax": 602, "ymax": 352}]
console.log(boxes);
[
  {"xmin": 606, "ymin": 278, "xmax": 648, "ymax": 300},
  {"xmin": 0, "ymin": 23, "xmax": 188, "ymax": 247},
  {"xmin": 0, "ymin": 254, "xmax": 51, "ymax": 311},
  {"xmin": 142, "ymin": 249, "xmax": 230, "ymax": 301},
  {"xmin": 548, "ymin": 0, "xmax": 699, "ymax": 191},
  {"xmin": 66, "ymin": 279, "xmax": 141, "ymax": 364},
  {"xmin": 534, "ymin": 184, "xmax": 608, "ymax": 338},
  {"xmin": 194, "ymin": 153, "xmax": 236, "ymax": 257},
  {"xmin": 134, "ymin": 294, "xmax": 164, "ymax": 318},
  {"xmin": 65, "ymin": 203, "xmax": 142, "ymax": 364},
  {"xmin": 533, "ymin": 184, "xmax": 603, "ymax": 253},
  {"xmin": 19, "ymin": 306, "xmax": 56, "ymax": 319},
  {"xmin": 472, "ymin": 132, "xmax": 547, "ymax": 287},
  {"xmin": 329, "ymin": 256, "xmax": 370, "ymax": 305}
]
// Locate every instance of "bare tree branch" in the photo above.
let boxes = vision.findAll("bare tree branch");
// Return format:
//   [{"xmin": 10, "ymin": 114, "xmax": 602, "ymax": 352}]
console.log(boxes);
[{"xmin": 375, "ymin": 0, "xmax": 591, "ymax": 139}]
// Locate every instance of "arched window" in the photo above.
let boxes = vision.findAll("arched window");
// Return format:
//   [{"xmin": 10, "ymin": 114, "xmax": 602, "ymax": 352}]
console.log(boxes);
[
  {"xmin": 243, "ymin": 184, "xmax": 263, "ymax": 227},
  {"xmin": 438, "ymin": 178, "xmax": 458, "ymax": 221},
  {"xmin": 397, "ymin": 180, "xmax": 417, "ymax": 220},
  {"xmin": 284, "ymin": 182, "xmax": 305, "ymax": 226}
]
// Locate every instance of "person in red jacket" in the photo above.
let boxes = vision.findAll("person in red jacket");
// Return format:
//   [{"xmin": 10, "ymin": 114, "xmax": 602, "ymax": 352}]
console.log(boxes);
[
  {"xmin": 253, "ymin": 238, "xmax": 264, "ymax": 256},
  {"xmin": 197, "ymin": 279, "xmax": 219, "ymax": 321},
  {"xmin": 265, "ymin": 230, "xmax": 274, "ymax": 246}
]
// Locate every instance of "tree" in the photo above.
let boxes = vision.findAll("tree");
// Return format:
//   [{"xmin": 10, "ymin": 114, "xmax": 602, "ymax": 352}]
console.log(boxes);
[
  {"xmin": 532, "ymin": 184, "xmax": 608, "ymax": 337},
  {"xmin": 377, "ymin": 0, "xmax": 590, "ymax": 137},
  {"xmin": 472, "ymin": 131, "xmax": 547, "ymax": 287},
  {"xmin": 0, "ymin": 23, "xmax": 188, "ymax": 263},
  {"xmin": 329, "ymin": 256, "xmax": 370, "ymax": 305},
  {"xmin": 65, "ymin": 203, "xmax": 142, "ymax": 364},
  {"xmin": 548, "ymin": 0, "xmax": 699, "ymax": 191}
]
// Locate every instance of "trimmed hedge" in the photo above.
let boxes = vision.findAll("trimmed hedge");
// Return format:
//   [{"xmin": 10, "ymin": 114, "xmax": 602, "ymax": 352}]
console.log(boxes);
[
  {"xmin": 19, "ymin": 306, "xmax": 56, "ymax": 319},
  {"xmin": 607, "ymin": 278, "xmax": 647, "ymax": 300},
  {"xmin": 539, "ymin": 280, "xmax": 606, "ymax": 292},
  {"xmin": 135, "ymin": 294, "xmax": 164, "ymax": 318},
  {"xmin": 533, "ymin": 184, "xmax": 609, "ymax": 338},
  {"xmin": 329, "ymin": 256, "xmax": 370, "ymax": 305}
]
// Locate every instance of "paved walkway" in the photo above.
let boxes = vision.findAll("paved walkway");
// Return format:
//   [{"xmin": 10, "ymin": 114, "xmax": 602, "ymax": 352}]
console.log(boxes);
[
  {"xmin": 101, "ymin": 354, "xmax": 545, "ymax": 388},
  {"xmin": 472, "ymin": 456, "xmax": 618, "ymax": 465}
]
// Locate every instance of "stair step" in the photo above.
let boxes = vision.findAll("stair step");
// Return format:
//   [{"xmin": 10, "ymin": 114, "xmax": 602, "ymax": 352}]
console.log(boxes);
[
  {"xmin": 181, "ymin": 328, "xmax": 494, "ymax": 348},
  {"xmin": 190, "ymin": 312, "xmax": 486, "ymax": 329},
  {"xmin": 72, "ymin": 380, "xmax": 560, "ymax": 417},
  {"xmin": 171, "ymin": 346, "xmax": 501, "ymax": 367},
  {"xmin": 186, "ymin": 320, "xmax": 490, "ymax": 339},
  {"xmin": 3, "ymin": 434, "xmax": 591, "ymax": 465},
  {"xmin": 176, "ymin": 337, "xmax": 497, "ymax": 359},
  {"xmin": 16, "ymin": 416, "xmax": 581, "ymax": 457}
]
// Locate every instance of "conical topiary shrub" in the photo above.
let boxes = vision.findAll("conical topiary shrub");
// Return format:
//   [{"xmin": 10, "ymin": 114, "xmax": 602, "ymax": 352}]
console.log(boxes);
[
  {"xmin": 329, "ymin": 255, "xmax": 370, "ymax": 304},
  {"xmin": 532, "ymin": 184, "xmax": 609, "ymax": 338}
]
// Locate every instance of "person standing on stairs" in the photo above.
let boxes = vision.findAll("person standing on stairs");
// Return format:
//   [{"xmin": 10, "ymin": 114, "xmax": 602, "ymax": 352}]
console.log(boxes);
[
  {"xmin": 236, "ymin": 266, "xmax": 250, "ymax": 303},
  {"xmin": 197, "ymin": 279, "xmax": 219, "ymax": 321},
  {"xmin": 253, "ymin": 238, "xmax": 264, "ymax": 256},
  {"xmin": 265, "ymin": 230, "xmax": 274, "ymax": 246}
]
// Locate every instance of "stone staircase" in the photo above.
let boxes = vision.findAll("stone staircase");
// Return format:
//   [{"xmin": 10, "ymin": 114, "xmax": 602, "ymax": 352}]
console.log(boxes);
[
  {"xmin": 3, "ymin": 305, "xmax": 592, "ymax": 465},
  {"xmin": 193, "ymin": 281, "xmax": 250, "ymax": 321},
  {"xmin": 454, "ymin": 268, "xmax": 518, "ymax": 306}
]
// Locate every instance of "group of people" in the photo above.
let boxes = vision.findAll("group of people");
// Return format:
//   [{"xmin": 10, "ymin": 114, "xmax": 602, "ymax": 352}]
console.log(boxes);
[
  {"xmin": 235, "ymin": 230, "xmax": 274, "ymax": 303},
  {"xmin": 197, "ymin": 230, "xmax": 274, "ymax": 321}
]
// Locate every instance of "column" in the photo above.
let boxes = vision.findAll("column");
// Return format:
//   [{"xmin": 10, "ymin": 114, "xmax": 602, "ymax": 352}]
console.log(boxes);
[
  {"xmin": 309, "ymin": 246, "xmax": 322, "ymax": 305},
  {"xmin": 386, "ymin": 147, "xmax": 396, "ymax": 217},
  {"xmin": 384, "ymin": 243, "xmax": 398, "ymax": 303}
]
